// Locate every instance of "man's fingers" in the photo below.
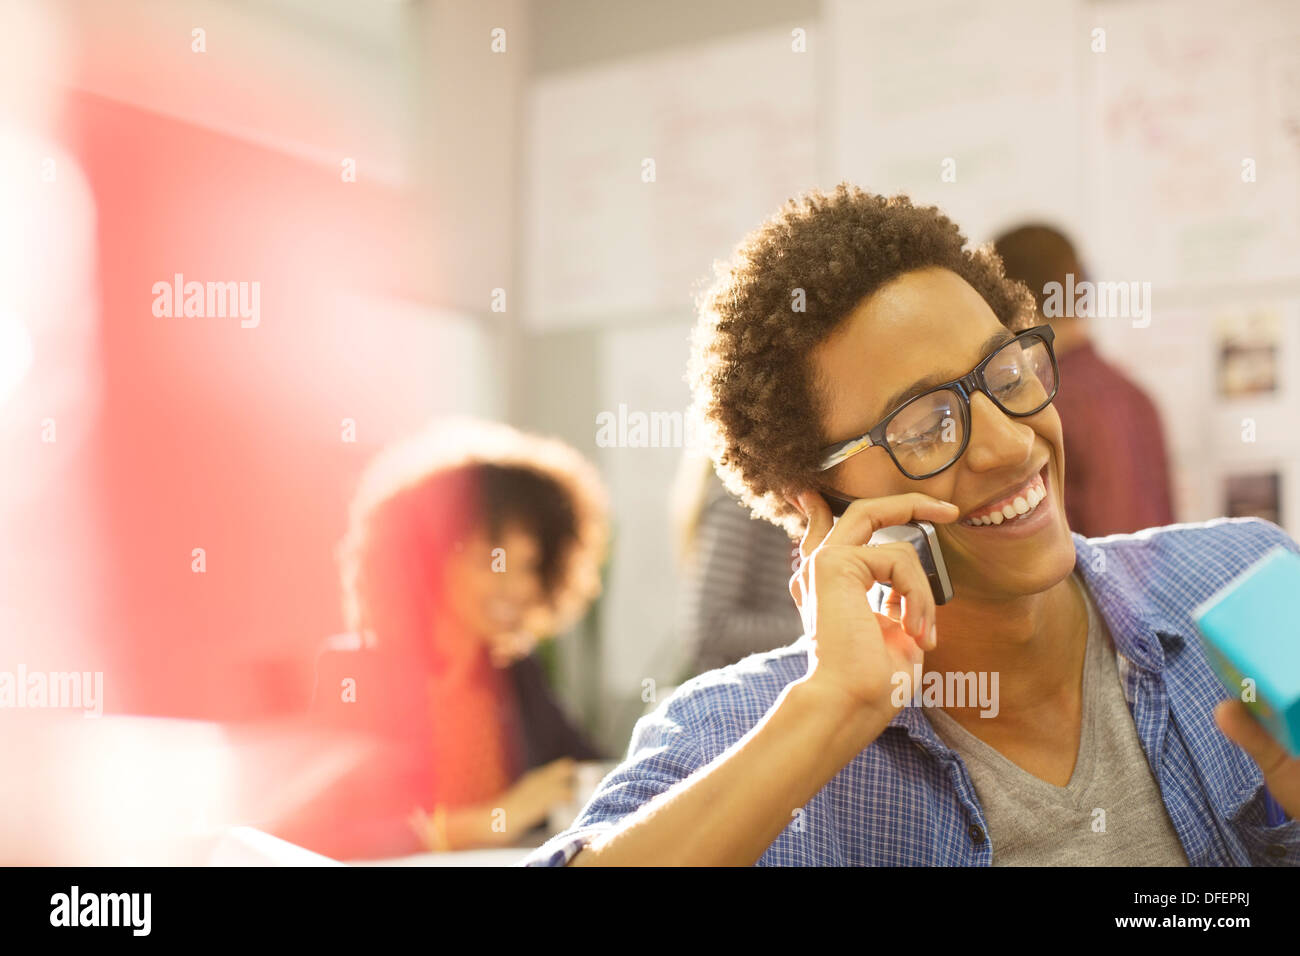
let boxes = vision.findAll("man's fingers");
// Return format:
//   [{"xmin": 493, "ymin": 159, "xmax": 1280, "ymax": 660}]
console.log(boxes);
[
  {"xmin": 858, "ymin": 541, "xmax": 935, "ymax": 645},
  {"xmin": 1215, "ymin": 700, "xmax": 1289, "ymax": 776},
  {"xmin": 877, "ymin": 613, "xmax": 926, "ymax": 669},
  {"xmin": 825, "ymin": 492, "xmax": 959, "ymax": 547},
  {"xmin": 882, "ymin": 586, "xmax": 903, "ymax": 619},
  {"xmin": 789, "ymin": 490, "xmax": 946, "ymax": 648},
  {"xmin": 809, "ymin": 542, "xmax": 935, "ymax": 645}
]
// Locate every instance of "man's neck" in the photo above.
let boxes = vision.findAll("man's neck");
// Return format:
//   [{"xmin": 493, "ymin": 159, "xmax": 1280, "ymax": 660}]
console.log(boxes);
[{"xmin": 926, "ymin": 573, "xmax": 1088, "ymax": 725}]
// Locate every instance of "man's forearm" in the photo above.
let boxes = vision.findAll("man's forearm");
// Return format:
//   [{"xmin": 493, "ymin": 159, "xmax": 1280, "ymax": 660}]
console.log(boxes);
[{"xmin": 569, "ymin": 680, "xmax": 886, "ymax": 866}]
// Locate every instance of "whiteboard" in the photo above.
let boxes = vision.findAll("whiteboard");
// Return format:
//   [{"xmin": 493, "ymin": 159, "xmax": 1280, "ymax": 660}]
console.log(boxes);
[
  {"xmin": 524, "ymin": 26, "xmax": 819, "ymax": 329},
  {"xmin": 825, "ymin": 0, "xmax": 1084, "ymax": 245},
  {"xmin": 1084, "ymin": 0, "xmax": 1300, "ymax": 287}
]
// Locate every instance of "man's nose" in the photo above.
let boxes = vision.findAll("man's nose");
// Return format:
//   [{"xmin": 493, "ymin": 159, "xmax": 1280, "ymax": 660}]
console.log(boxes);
[{"xmin": 962, "ymin": 390, "xmax": 1035, "ymax": 472}]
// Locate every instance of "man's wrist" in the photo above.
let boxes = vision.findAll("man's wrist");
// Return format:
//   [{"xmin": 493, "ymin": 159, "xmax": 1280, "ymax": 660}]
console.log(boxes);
[{"xmin": 783, "ymin": 677, "xmax": 893, "ymax": 756}]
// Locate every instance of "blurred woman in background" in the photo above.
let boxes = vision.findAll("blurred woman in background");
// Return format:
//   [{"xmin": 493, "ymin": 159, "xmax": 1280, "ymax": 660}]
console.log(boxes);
[{"xmin": 280, "ymin": 418, "xmax": 609, "ymax": 859}]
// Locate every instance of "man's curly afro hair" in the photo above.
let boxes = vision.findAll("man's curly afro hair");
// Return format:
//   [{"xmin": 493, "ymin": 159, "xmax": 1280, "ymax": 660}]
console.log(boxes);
[{"xmin": 687, "ymin": 183, "xmax": 1036, "ymax": 540}]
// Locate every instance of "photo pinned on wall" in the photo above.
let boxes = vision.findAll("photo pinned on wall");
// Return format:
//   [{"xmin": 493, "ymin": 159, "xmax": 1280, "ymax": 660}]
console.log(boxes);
[
  {"xmin": 1216, "ymin": 310, "xmax": 1280, "ymax": 399},
  {"xmin": 1224, "ymin": 471, "xmax": 1282, "ymax": 527}
]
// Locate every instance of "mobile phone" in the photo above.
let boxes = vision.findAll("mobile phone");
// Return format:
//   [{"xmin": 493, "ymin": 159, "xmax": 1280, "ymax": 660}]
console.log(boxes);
[{"xmin": 821, "ymin": 490, "xmax": 953, "ymax": 605}]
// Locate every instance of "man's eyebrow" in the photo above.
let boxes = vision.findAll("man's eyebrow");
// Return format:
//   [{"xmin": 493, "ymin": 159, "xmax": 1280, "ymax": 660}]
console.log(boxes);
[{"xmin": 872, "ymin": 328, "xmax": 1018, "ymax": 422}]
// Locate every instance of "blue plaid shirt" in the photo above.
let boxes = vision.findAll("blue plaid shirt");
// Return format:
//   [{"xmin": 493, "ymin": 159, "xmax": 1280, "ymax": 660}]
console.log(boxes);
[{"xmin": 520, "ymin": 517, "xmax": 1300, "ymax": 866}]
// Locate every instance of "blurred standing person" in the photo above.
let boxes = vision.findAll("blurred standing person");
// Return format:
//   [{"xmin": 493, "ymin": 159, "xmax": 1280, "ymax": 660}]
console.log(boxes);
[
  {"xmin": 994, "ymin": 224, "xmax": 1175, "ymax": 536},
  {"xmin": 671, "ymin": 451, "xmax": 803, "ymax": 678},
  {"xmin": 275, "ymin": 419, "xmax": 610, "ymax": 860}
]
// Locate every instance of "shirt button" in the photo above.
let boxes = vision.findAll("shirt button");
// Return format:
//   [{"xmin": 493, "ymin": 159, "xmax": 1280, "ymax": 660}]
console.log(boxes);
[
  {"xmin": 1265, "ymin": 844, "xmax": 1287, "ymax": 859},
  {"xmin": 968, "ymin": 824, "xmax": 986, "ymax": 845}
]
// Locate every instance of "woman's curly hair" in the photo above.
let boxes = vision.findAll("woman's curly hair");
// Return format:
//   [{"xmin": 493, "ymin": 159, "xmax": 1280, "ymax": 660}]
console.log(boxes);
[
  {"xmin": 687, "ymin": 184, "xmax": 1036, "ymax": 540},
  {"xmin": 338, "ymin": 418, "xmax": 610, "ymax": 665}
]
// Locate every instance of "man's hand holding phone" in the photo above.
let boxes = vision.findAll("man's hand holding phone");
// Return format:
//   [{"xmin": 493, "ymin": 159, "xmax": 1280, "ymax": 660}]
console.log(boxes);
[{"xmin": 787, "ymin": 490, "xmax": 960, "ymax": 732}]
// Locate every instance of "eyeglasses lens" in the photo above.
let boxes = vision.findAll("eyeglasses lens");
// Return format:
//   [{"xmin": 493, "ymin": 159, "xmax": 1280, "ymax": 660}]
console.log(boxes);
[
  {"xmin": 984, "ymin": 336, "xmax": 1055, "ymax": 414},
  {"xmin": 883, "ymin": 335, "xmax": 1055, "ymax": 477},
  {"xmin": 885, "ymin": 389, "xmax": 965, "ymax": 477}
]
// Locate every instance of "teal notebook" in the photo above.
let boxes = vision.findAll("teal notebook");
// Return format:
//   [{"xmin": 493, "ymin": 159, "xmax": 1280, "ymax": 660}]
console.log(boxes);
[{"xmin": 1193, "ymin": 546, "xmax": 1300, "ymax": 757}]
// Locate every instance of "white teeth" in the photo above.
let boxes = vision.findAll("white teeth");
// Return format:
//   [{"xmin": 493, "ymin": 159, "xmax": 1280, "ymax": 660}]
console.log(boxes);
[{"xmin": 964, "ymin": 475, "xmax": 1048, "ymax": 526}]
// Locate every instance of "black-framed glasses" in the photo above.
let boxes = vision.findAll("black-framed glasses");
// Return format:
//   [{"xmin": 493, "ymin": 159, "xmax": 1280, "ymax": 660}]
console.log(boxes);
[{"xmin": 816, "ymin": 324, "xmax": 1058, "ymax": 480}]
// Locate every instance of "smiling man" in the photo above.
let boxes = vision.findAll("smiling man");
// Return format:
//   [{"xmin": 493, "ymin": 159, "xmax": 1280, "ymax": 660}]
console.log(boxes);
[{"xmin": 519, "ymin": 185, "xmax": 1300, "ymax": 867}]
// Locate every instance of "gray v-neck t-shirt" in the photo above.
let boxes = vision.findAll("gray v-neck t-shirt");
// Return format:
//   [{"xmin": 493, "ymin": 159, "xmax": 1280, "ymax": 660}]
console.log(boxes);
[{"xmin": 926, "ymin": 572, "xmax": 1190, "ymax": 866}]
